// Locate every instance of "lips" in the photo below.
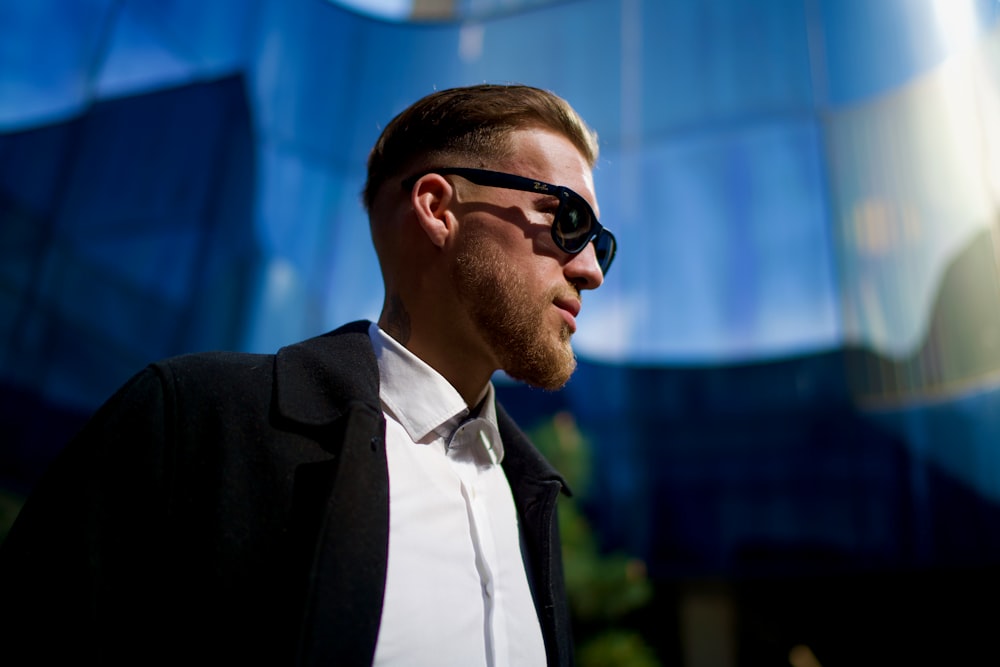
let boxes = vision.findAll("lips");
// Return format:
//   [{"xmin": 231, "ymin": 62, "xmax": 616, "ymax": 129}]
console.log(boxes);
[{"xmin": 553, "ymin": 295, "xmax": 581, "ymax": 333}]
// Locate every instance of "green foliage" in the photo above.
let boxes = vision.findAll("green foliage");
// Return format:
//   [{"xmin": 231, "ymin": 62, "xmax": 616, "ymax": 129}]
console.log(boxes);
[
  {"xmin": 530, "ymin": 411, "xmax": 661, "ymax": 666},
  {"xmin": 560, "ymin": 501, "xmax": 653, "ymax": 623},
  {"xmin": 0, "ymin": 489, "xmax": 24, "ymax": 545},
  {"xmin": 578, "ymin": 629, "xmax": 663, "ymax": 667}
]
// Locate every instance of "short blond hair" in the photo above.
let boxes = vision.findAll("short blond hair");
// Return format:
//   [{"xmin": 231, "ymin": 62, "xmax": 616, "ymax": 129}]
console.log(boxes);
[{"xmin": 363, "ymin": 84, "xmax": 598, "ymax": 212}]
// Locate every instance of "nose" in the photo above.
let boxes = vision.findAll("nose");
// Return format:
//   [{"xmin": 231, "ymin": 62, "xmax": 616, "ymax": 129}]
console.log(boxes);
[{"xmin": 564, "ymin": 241, "xmax": 604, "ymax": 290}]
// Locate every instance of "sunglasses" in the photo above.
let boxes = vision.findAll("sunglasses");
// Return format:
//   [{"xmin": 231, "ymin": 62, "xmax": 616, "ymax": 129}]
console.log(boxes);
[{"xmin": 401, "ymin": 167, "xmax": 617, "ymax": 275}]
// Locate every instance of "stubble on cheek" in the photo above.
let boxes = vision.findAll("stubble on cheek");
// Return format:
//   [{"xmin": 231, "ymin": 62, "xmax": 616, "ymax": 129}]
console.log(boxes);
[{"xmin": 453, "ymin": 233, "xmax": 578, "ymax": 391}]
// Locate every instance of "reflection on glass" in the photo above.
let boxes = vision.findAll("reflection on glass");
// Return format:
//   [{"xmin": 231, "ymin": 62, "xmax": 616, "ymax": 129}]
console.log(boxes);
[{"xmin": 829, "ymin": 26, "xmax": 1000, "ymax": 404}]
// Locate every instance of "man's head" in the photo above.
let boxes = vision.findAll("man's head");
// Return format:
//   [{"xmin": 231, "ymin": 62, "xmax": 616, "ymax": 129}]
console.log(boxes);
[{"xmin": 365, "ymin": 84, "xmax": 611, "ymax": 398}]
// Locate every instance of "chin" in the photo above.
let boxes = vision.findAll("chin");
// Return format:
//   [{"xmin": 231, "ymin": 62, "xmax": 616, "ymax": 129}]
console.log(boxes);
[{"xmin": 504, "ymin": 338, "xmax": 576, "ymax": 391}]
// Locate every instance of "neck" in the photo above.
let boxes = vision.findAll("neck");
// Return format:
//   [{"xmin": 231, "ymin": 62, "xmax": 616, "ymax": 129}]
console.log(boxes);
[{"xmin": 376, "ymin": 312, "xmax": 494, "ymax": 407}]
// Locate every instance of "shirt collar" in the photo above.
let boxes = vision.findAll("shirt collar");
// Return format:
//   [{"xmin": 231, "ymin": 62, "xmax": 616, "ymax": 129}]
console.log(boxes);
[{"xmin": 369, "ymin": 322, "xmax": 501, "ymax": 459}]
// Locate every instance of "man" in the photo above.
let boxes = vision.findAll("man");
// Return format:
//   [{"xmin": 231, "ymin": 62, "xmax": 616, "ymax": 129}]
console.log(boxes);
[{"xmin": 0, "ymin": 84, "xmax": 616, "ymax": 666}]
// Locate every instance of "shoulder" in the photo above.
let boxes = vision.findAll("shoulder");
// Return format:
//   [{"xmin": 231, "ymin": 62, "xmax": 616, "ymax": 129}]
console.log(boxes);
[
  {"xmin": 149, "ymin": 349, "xmax": 275, "ymax": 391},
  {"xmin": 147, "ymin": 320, "xmax": 376, "ymax": 397},
  {"xmin": 98, "ymin": 320, "xmax": 379, "ymax": 429}
]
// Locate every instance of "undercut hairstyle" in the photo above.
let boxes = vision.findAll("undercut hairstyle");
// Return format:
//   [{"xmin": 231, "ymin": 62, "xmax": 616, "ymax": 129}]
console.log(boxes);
[{"xmin": 362, "ymin": 83, "xmax": 599, "ymax": 213}]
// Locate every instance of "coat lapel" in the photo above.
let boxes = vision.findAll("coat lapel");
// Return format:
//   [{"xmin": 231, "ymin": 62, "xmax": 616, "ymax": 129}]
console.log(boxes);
[
  {"xmin": 273, "ymin": 321, "xmax": 390, "ymax": 666},
  {"xmin": 498, "ymin": 405, "xmax": 574, "ymax": 667}
]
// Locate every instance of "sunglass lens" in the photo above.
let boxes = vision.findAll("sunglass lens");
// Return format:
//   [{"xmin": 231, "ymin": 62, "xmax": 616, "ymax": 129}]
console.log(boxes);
[
  {"xmin": 554, "ymin": 198, "xmax": 594, "ymax": 253},
  {"xmin": 594, "ymin": 232, "xmax": 616, "ymax": 275}
]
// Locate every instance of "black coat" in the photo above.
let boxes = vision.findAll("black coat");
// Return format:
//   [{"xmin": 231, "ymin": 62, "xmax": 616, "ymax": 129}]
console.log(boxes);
[{"xmin": 0, "ymin": 321, "xmax": 573, "ymax": 665}]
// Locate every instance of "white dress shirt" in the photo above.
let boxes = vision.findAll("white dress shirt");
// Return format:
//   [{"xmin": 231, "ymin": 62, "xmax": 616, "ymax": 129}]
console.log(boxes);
[{"xmin": 369, "ymin": 323, "xmax": 546, "ymax": 667}]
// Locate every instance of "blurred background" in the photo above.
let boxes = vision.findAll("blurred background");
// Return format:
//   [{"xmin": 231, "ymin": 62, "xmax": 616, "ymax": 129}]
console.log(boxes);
[{"xmin": 2, "ymin": 0, "xmax": 1000, "ymax": 664}]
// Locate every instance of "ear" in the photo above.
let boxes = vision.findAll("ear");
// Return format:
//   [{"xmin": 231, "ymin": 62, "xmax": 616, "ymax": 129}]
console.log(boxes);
[{"xmin": 409, "ymin": 173, "xmax": 456, "ymax": 248}]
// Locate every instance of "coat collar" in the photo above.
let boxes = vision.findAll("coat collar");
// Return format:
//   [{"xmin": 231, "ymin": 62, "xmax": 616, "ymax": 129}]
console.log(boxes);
[
  {"xmin": 273, "ymin": 320, "xmax": 381, "ymax": 427},
  {"xmin": 274, "ymin": 319, "xmax": 570, "ymax": 493}
]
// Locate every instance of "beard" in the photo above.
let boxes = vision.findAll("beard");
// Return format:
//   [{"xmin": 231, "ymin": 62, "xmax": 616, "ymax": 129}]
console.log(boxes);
[{"xmin": 452, "ymin": 230, "xmax": 577, "ymax": 390}]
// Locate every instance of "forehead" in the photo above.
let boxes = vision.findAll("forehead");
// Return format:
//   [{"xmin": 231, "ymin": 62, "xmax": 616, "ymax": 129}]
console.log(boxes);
[{"xmin": 500, "ymin": 127, "xmax": 599, "ymax": 215}]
